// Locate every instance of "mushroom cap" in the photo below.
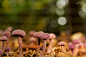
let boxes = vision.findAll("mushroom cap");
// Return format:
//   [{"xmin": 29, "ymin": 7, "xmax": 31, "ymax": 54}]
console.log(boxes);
[
  {"xmin": 0, "ymin": 36, "xmax": 7, "ymax": 41},
  {"xmin": 34, "ymin": 31, "xmax": 44, "ymax": 38},
  {"xmin": 12, "ymin": 29, "xmax": 26, "ymax": 38},
  {"xmin": 72, "ymin": 39, "xmax": 80, "ymax": 44},
  {"xmin": 77, "ymin": 43, "xmax": 84, "ymax": 47},
  {"xmin": 6, "ymin": 26, "xmax": 13, "ymax": 32},
  {"xmin": 69, "ymin": 44, "xmax": 75, "ymax": 49},
  {"xmin": 3, "ymin": 31, "xmax": 11, "ymax": 38},
  {"xmin": 28, "ymin": 30, "xmax": 36, "ymax": 36},
  {"xmin": 58, "ymin": 41, "xmax": 65, "ymax": 46},
  {"xmin": 39, "ymin": 33, "xmax": 50, "ymax": 39},
  {"xmin": 49, "ymin": 33, "xmax": 56, "ymax": 39},
  {"xmin": 0, "ymin": 49, "xmax": 3, "ymax": 55},
  {"xmin": 29, "ymin": 37, "xmax": 37, "ymax": 42},
  {"xmin": 7, "ymin": 47, "xmax": 10, "ymax": 51}
]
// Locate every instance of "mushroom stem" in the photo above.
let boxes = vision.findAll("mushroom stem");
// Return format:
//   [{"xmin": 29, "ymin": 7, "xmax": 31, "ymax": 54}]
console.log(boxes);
[
  {"xmin": 36, "ymin": 38, "xmax": 40, "ymax": 57},
  {"xmin": 40, "ymin": 40, "xmax": 46, "ymax": 57},
  {"xmin": 47, "ymin": 39, "xmax": 52, "ymax": 52},
  {"xmin": 71, "ymin": 49, "xmax": 74, "ymax": 54},
  {"xmin": 7, "ymin": 40, "xmax": 9, "ymax": 56},
  {"xmin": 7, "ymin": 50, "xmax": 9, "ymax": 56},
  {"xmin": 2, "ymin": 41, "xmax": 5, "ymax": 51},
  {"xmin": 18, "ymin": 37, "xmax": 22, "ymax": 56},
  {"xmin": 61, "ymin": 46, "xmax": 64, "ymax": 52}
]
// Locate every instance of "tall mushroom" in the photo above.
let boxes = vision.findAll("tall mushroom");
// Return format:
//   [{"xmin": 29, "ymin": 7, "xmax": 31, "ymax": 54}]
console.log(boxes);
[
  {"xmin": 12, "ymin": 29, "xmax": 26, "ymax": 56},
  {"xmin": 58, "ymin": 41, "xmax": 65, "ymax": 52},
  {"xmin": 0, "ymin": 36, "xmax": 7, "ymax": 51},
  {"xmin": 39, "ymin": 33, "xmax": 50, "ymax": 57},
  {"xmin": 47, "ymin": 33, "xmax": 56, "ymax": 52},
  {"xmin": 34, "ymin": 31, "xmax": 44, "ymax": 57}
]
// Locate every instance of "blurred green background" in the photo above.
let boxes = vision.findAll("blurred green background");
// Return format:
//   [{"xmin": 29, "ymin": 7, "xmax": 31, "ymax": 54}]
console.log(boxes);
[{"xmin": 0, "ymin": 0, "xmax": 86, "ymax": 35}]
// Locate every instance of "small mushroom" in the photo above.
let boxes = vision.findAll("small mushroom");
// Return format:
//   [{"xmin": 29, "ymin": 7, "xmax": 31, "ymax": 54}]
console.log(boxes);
[
  {"xmin": 58, "ymin": 41, "xmax": 65, "ymax": 52},
  {"xmin": 3, "ymin": 31, "xmax": 11, "ymax": 56},
  {"xmin": 0, "ymin": 36, "xmax": 7, "ymax": 51},
  {"xmin": 7, "ymin": 47, "xmax": 10, "ymax": 56},
  {"xmin": 0, "ymin": 49, "xmax": 3, "ymax": 56},
  {"xmin": 69, "ymin": 44, "xmax": 75, "ymax": 54},
  {"xmin": 34, "ymin": 31, "xmax": 44, "ymax": 57},
  {"xmin": 39, "ymin": 33, "xmax": 50, "ymax": 57},
  {"xmin": 3, "ymin": 31, "xmax": 11, "ymax": 47},
  {"xmin": 47, "ymin": 33, "xmax": 56, "ymax": 52},
  {"xmin": 12, "ymin": 29, "xmax": 26, "ymax": 56},
  {"xmin": 29, "ymin": 37, "xmax": 37, "ymax": 46}
]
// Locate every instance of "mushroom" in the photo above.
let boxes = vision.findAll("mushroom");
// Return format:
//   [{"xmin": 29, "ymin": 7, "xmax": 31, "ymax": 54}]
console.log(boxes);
[
  {"xmin": 34, "ymin": 31, "xmax": 44, "ymax": 57},
  {"xmin": 3, "ymin": 31, "xmax": 11, "ymax": 47},
  {"xmin": 47, "ymin": 33, "xmax": 56, "ymax": 52},
  {"xmin": 12, "ymin": 29, "xmax": 26, "ymax": 56},
  {"xmin": 69, "ymin": 44, "xmax": 75, "ymax": 54},
  {"xmin": 0, "ymin": 49, "xmax": 3, "ymax": 57},
  {"xmin": 0, "ymin": 36, "xmax": 7, "ymax": 51},
  {"xmin": 72, "ymin": 39, "xmax": 81, "ymax": 44},
  {"xmin": 39, "ymin": 33, "xmax": 50, "ymax": 57},
  {"xmin": 58, "ymin": 41, "xmax": 65, "ymax": 52},
  {"xmin": 3, "ymin": 31, "xmax": 11, "ymax": 56},
  {"xmin": 29, "ymin": 37, "xmax": 37, "ymax": 46},
  {"xmin": 7, "ymin": 47, "xmax": 10, "ymax": 56}
]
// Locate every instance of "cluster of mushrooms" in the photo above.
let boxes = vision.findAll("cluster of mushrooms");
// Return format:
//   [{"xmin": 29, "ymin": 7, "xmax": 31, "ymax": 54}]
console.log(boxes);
[{"xmin": 0, "ymin": 27, "xmax": 86, "ymax": 57}]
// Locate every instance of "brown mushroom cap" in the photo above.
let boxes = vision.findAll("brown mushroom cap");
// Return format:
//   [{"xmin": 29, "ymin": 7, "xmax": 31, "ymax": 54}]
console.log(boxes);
[
  {"xmin": 34, "ymin": 31, "xmax": 44, "ymax": 38},
  {"xmin": 39, "ymin": 33, "xmax": 50, "ymax": 39},
  {"xmin": 3, "ymin": 31, "xmax": 11, "ymax": 38},
  {"xmin": 28, "ymin": 30, "xmax": 36, "ymax": 36},
  {"xmin": 0, "ymin": 36, "xmax": 8, "ymax": 41},
  {"xmin": 49, "ymin": 33, "xmax": 56, "ymax": 39},
  {"xmin": 58, "ymin": 41, "xmax": 65, "ymax": 46},
  {"xmin": 29, "ymin": 37, "xmax": 37, "ymax": 42},
  {"xmin": 12, "ymin": 29, "xmax": 26, "ymax": 38}
]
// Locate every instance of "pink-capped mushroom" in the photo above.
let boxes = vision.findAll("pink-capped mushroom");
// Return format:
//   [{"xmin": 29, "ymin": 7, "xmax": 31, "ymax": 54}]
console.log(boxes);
[
  {"xmin": 47, "ymin": 33, "xmax": 56, "ymax": 52},
  {"xmin": 34, "ymin": 31, "xmax": 44, "ymax": 57},
  {"xmin": 58, "ymin": 41, "xmax": 65, "ymax": 52},
  {"xmin": 29, "ymin": 37, "xmax": 37, "ymax": 46},
  {"xmin": 39, "ymin": 33, "xmax": 50, "ymax": 57},
  {"xmin": 72, "ymin": 39, "xmax": 81, "ymax": 44},
  {"xmin": 7, "ymin": 47, "xmax": 10, "ymax": 56},
  {"xmin": 0, "ymin": 36, "xmax": 8, "ymax": 51},
  {"xmin": 69, "ymin": 44, "xmax": 76, "ymax": 54},
  {"xmin": 12, "ymin": 29, "xmax": 26, "ymax": 56},
  {"xmin": 3, "ymin": 31, "xmax": 11, "ymax": 56}
]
